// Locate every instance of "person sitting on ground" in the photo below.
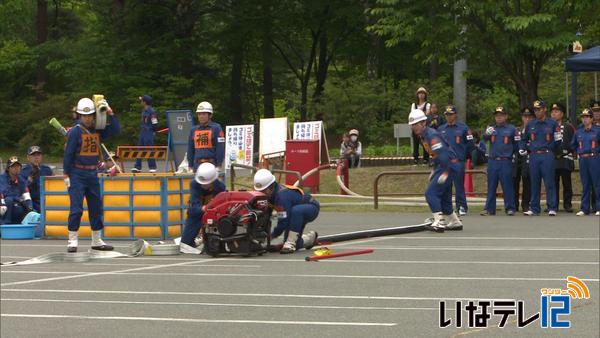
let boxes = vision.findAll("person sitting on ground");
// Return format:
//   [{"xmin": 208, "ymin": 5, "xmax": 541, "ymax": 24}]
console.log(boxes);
[{"xmin": 1, "ymin": 157, "xmax": 33, "ymax": 225}]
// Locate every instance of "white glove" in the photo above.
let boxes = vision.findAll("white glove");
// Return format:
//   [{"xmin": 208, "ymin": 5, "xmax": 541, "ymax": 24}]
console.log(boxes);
[
  {"xmin": 0, "ymin": 205, "xmax": 7, "ymax": 217},
  {"xmin": 485, "ymin": 126, "xmax": 495, "ymax": 136},
  {"xmin": 437, "ymin": 172, "xmax": 448, "ymax": 184},
  {"xmin": 64, "ymin": 177, "xmax": 71, "ymax": 189},
  {"xmin": 554, "ymin": 131, "xmax": 563, "ymax": 141},
  {"xmin": 518, "ymin": 149, "xmax": 527, "ymax": 156}
]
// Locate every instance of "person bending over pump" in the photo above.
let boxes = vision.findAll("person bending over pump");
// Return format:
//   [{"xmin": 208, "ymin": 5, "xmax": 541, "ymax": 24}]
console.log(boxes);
[
  {"xmin": 253, "ymin": 169, "xmax": 319, "ymax": 254},
  {"xmin": 408, "ymin": 109, "xmax": 463, "ymax": 231},
  {"xmin": 181, "ymin": 163, "xmax": 226, "ymax": 247}
]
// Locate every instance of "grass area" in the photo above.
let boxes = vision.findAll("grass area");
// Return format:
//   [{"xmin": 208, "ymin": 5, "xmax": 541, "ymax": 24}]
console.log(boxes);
[{"xmin": 232, "ymin": 163, "xmax": 586, "ymax": 213}]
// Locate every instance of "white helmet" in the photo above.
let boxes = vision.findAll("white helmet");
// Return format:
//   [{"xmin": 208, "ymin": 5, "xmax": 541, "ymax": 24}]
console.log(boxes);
[
  {"xmin": 253, "ymin": 169, "xmax": 276, "ymax": 191},
  {"xmin": 196, "ymin": 101, "xmax": 213, "ymax": 114},
  {"xmin": 195, "ymin": 162, "xmax": 218, "ymax": 185},
  {"xmin": 408, "ymin": 109, "xmax": 427, "ymax": 125},
  {"xmin": 76, "ymin": 98, "xmax": 96, "ymax": 115}
]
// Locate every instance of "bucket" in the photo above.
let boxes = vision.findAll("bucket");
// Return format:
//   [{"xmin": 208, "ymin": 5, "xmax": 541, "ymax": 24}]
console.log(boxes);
[{"xmin": 0, "ymin": 224, "xmax": 36, "ymax": 239}]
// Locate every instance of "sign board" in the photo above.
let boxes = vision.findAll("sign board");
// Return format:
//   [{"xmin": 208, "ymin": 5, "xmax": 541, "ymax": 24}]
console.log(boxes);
[
  {"xmin": 394, "ymin": 123, "xmax": 413, "ymax": 155},
  {"xmin": 259, "ymin": 117, "xmax": 288, "ymax": 159},
  {"xmin": 165, "ymin": 110, "xmax": 194, "ymax": 168},
  {"xmin": 225, "ymin": 124, "xmax": 254, "ymax": 170},
  {"xmin": 293, "ymin": 121, "xmax": 330, "ymax": 164}
]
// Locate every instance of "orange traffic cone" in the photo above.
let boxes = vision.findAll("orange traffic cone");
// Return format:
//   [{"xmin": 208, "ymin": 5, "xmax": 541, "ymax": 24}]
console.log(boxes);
[{"xmin": 464, "ymin": 159, "xmax": 474, "ymax": 197}]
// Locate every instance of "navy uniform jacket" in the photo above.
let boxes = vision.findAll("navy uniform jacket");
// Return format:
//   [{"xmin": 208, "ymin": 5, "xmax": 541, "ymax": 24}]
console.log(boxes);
[
  {"xmin": 420, "ymin": 127, "xmax": 460, "ymax": 170},
  {"xmin": 140, "ymin": 107, "xmax": 158, "ymax": 136},
  {"xmin": 570, "ymin": 125, "xmax": 600, "ymax": 155},
  {"xmin": 553, "ymin": 122, "xmax": 575, "ymax": 171},
  {"xmin": 483, "ymin": 123, "xmax": 519, "ymax": 159},
  {"xmin": 438, "ymin": 122, "xmax": 474, "ymax": 161},
  {"xmin": 20, "ymin": 164, "xmax": 53, "ymax": 210},
  {"xmin": 519, "ymin": 118, "xmax": 562, "ymax": 153},
  {"xmin": 63, "ymin": 115, "xmax": 121, "ymax": 176},
  {"xmin": 187, "ymin": 179, "xmax": 226, "ymax": 219},
  {"xmin": 269, "ymin": 183, "xmax": 317, "ymax": 231},
  {"xmin": 187, "ymin": 121, "xmax": 225, "ymax": 170},
  {"xmin": 0, "ymin": 173, "xmax": 32, "ymax": 210}
]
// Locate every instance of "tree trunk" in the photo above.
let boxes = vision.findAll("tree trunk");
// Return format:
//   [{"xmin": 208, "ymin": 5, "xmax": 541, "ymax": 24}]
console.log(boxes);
[
  {"xmin": 364, "ymin": 0, "xmax": 379, "ymax": 79},
  {"xmin": 313, "ymin": 30, "xmax": 328, "ymax": 102},
  {"xmin": 429, "ymin": 58, "xmax": 439, "ymax": 81},
  {"xmin": 230, "ymin": 46, "xmax": 244, "ymax": 122},
  {"xmin": 262, "ymin": 33, "xmax": 274, "ymax": 118},
  {"xmin": 36, "ymin": 0, "xmax": 48, "ymax": 101}
]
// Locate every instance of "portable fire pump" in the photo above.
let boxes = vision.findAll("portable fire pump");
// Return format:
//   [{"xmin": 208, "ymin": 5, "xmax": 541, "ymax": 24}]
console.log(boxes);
[{"xmin": 200, "ymin": 191, "xmax": 272, "ymax": 257}]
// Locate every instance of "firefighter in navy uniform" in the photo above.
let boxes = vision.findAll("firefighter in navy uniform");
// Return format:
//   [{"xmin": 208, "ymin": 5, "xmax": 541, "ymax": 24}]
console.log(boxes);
[
  {"xmin": 572, "ymin": 109, "xmax": 600, "ymax": 216},
  {"xmin": 408, "ymin": 109, "xmax": 463, "ymax": 231},
  {"xmin": 180, "ymin": 163, "xmax": 226, "ymax": 247},
  {"xmin": 480, "ymin": 106, "xmax": 519, "ymax": 216},
  {"xmin": 438, "ymin": 105, "xmax": 474, "ymax": 216},
  {"xmin": 132, "ymin": 95, "xmax": 159, "ymax": 173},
  {"xmin": 519, "ymin": 100, "xmax": 562, "ymax": 216},
  {"xmin": 187, "ymin": 101, "xmax": 225, "ymax": 173},
  {"xmin": 513, "ymin": 108, "xmax": 533, "ymax": 213},
  {"xmin": 63, "ymin": 98, "xmax": 120, "ymax": 252},
  {"xmin": 0, "ymin": 157, "xmax": 33, "ymax": 225},
  {"xmin": 589, "ymin": 101, "xmax": 600, "ymax": 214},
  {"xmin": 20, "ymin": 146, "xmax": 53, "ymax": 212},
  {"xmin": 550, "ymin": 103, "xmax": 575, "ymax": 213},
  {"xmin": 253, "ymin": 169, "xmax": 319, "ymax": 254}
]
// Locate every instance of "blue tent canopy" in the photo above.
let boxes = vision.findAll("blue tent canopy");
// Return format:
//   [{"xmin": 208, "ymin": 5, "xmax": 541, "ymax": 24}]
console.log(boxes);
[
  {"xmin": 565, "ymin": 46, "xmax": 599, "ymax": 123},
  {"xmin": 566, "ymin": 46, "xmax": 600, "ymax": 72}
]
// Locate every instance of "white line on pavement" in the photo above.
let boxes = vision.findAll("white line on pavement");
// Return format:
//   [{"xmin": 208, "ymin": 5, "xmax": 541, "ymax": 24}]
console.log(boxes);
[
  {"xmin": 0, "ymin": 314, "xmax": 397, "ymax": 327},
  {"xmin": 0, "ymin": 298, "xmax": 436, "ymax": 311},
  {"xmin": 0, "ymin": 289, "xmax": 516, "ymax": 301},
  {"xmin": 0, "ymin": 259, "xmax": 213, "ymax": 287},
  {"xmin": 2, "ymin": 271, "xmax": 597, "ymax": 282}
]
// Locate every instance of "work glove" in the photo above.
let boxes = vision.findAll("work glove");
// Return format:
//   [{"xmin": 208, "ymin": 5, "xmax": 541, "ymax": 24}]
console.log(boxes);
[
  {"xmin": 64, "ymin": 177, "xmax": 71, "ymax": 189},
  {"xmin": 437, "ymin": 172, "xmax": 449, "ymax": 184},
  {"xmin": 554, "ymin": 131, "xmax": 563, "ymax": 141},
  {"xmin": 518, "ymin": 149, "xmax": 528, "ymax": 156},
  {"xmin": 485, "ymin": 126, "xmax": 495, "ymax": 136},
  {"xmin": 0, "ymin": 205, "xmax": 6, "ymax": 217}
]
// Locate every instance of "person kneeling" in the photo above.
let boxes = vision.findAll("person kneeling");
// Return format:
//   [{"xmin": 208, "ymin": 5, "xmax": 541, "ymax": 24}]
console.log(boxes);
[
  {"xmin": 253, "ymin": 169, "xmax": 319, "ymax": 254},
  {"xmin": 180, "ymin": 163, "xmax": 226, "ymax": 247}
]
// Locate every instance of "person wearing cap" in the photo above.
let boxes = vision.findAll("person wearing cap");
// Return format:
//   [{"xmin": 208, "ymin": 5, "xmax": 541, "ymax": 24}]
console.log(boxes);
[
  {"xmin": 438, "ymin": 105, "xmax": 474, "ymax": 216},
  {"xmin": 341, "ymin": 129, "xmax": 362, "ymax": 168},
  {"xmin": 20, "ymin": 146, "xmax": 53, "ymax": 212},
  {"xmin": 591, "ymin": 101, "xmax": 600, "ymax": 126},
  {"xmin": 132, "ymin": 95, "xmax": 159, "ymax": 173},
  {"xmin": 550, "ymin": 103, "xmax": 575, "ymax": 213},
  {"xmin": 480, "ymin": 106, "xmax": 519, "ymax": 216},
  {"xmin": 253, "ymin": 169, "xmax": 319, "ymax": 253},
  {"xmin": 513, "ymin": 107, "xmax": 533, "ymax": 213},
  {"xmin": 408, "ymin": 109, "xmax": 463, "ymax": 231},
  {"xmin": 519, "ymin": 100, "xmax": 562, "ymax": 216},
  {"xmin": 410, "ymin": 87, "xmax": 431, "ymax": 165},
  {"xmin": 571, "ymin": 109, "xmax": 600, "ymax": 216},
  {"xmin": 180, "ymin": 163, "xmax": 226, "ymax": 248},
  {"xmin": 0, "ymin": 157, "xmax": 33, "ymax": 225},
  {"xmin": 63, "ymin": 97, "xmax": 120, "ymax": 252},
  {"xmin": 187, "ymin": 101, "xmax": 225, "ymax": 173},
  {"xmin": 589, "ymin": 101, "xmax": 600, "ymax": 213}
]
